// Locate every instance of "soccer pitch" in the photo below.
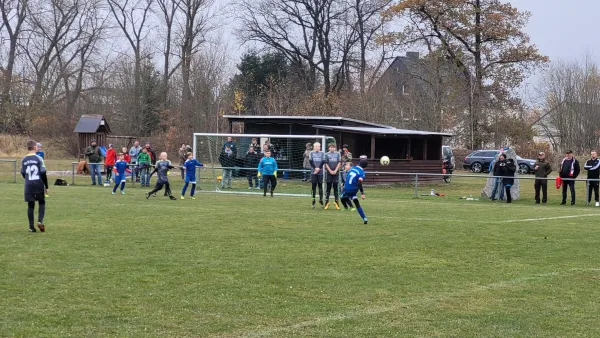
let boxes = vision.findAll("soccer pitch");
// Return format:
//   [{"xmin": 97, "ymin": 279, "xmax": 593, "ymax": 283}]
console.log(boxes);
[{"xmin": 1, "ymin": 176, "xmax": 600, "ymax": 337}]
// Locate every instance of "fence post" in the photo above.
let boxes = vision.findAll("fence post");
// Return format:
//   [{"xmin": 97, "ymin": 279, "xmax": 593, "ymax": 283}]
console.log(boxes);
[
  {"xmin": 72, "ymin": 162, "xmax": 76, "ymax": 185},
  {"xmin": 13, "ymin": 160, "xmax": 17, "ymax": 183},
  {"xmin": 414, "ymin": 173, "xmax": 419, "ymax": 198}
]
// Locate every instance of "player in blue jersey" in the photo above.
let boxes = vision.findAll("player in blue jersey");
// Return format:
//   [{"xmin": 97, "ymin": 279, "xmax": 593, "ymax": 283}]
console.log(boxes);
[
  {"xmin": 112, "ymin": 153, "xmax": 131, "ymax": 195},
  {"xmin": 340, "ymin": 159, "xmax": 369, "ymax": 224},
  {"xmin": 341, "ymin": 162, "xmax": 365, "ymax": 210},
  {"xmin": 258, "ymin": 149, "xmax": 278, "ymax": 197},
  {"xmin": 181, "ymin": 152, "xmax": 204, "ymax": 199},
  {"xmin": 21, "ymin": 140, "xmax": 49, "ymax": 232}
]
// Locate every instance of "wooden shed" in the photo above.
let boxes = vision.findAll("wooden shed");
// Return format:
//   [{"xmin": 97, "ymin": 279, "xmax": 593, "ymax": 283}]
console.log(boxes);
[
  {"xmin": 74, "ymin": 115, "xmax": 111, "ymax": 157},
  {"xmin": 225, "ymin": 115, "xmax": 452, "ymax": 183}
]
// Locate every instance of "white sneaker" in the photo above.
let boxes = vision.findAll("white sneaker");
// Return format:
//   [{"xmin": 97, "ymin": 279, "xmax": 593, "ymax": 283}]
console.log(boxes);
[
  {"xmin": 248, "ymin": 187, "xmax": 252, "ymax": 190},
  {"xmin": 596, "ymin": 202, "xmax": 599, "ymax": 207}
]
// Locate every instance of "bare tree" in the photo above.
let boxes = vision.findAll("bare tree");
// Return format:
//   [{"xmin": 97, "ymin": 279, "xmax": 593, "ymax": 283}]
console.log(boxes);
[
  {"xmin": 156, "ymin": 0, "xmax": 181, "ymax": 94},
  {"xmin": 0, "ymin": 0, "xmax": 27, "ymax": 108},
  {"xmin": 107, "ymin": 0, "xmax": 154, "ymax": 110},
  {"xmin": 238, "ymin": 0, "xmax": 349, "ymax": 96}
]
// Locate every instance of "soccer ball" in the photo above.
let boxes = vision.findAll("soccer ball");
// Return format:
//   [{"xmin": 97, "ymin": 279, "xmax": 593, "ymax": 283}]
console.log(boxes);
[{"xmin": 380, "ymin": 156, "xmax": 390, "ymax": 166}]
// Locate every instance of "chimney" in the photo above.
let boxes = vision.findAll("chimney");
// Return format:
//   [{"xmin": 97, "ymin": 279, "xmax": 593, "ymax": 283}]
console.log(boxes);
[{"xmin": 406, "ymin": 52, "xmax": 419, "ymax": 59}]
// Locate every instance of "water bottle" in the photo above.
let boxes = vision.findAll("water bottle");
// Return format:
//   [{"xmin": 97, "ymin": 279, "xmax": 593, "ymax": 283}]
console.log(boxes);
[{"xmin": 430, "ymin": 189, "xmax": 435, "ymax": 196}]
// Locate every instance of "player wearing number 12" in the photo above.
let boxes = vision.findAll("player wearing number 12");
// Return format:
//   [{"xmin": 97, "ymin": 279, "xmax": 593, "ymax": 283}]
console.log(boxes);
[
  {"xmin": 21, "ymin": 140, "xmax": 49, "ymax": 232},
  {"xmin": 340, "ymin": 159, "xmax": 369, "ymax": 224}
]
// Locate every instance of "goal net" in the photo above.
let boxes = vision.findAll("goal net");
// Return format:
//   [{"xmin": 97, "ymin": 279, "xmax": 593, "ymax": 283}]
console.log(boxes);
[{"xmin": 192, "ymin": 133, "xmax": 332, "ymax": 196}]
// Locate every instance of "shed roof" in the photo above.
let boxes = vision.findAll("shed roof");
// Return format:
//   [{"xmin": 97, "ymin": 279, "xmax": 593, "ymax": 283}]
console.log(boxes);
[
  {"xmin": 224, "ymin": 115, "xmax": 392, "ymax": 129},
  {"xmin": 74, "ymin": 115, "xmax": 111, "ymax": 133},
  {"xmin": 312, "ymin": 125, "xmax": 453, "ymax": 137}
]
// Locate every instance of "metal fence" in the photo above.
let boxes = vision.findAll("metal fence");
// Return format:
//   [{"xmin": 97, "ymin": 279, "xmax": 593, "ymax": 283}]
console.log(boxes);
[
  {"xmin": 368, "ymin": 171, "xmax": 599, "ymax": 205},
  {"xmin": 0, "ymin": 159, "xmax": 17, "ymax": 183}
]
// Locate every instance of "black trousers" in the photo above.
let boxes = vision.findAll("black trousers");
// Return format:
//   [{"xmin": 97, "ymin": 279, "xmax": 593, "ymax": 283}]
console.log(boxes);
[
  {"xmin": 562, "ymin": 180, "xmax": 576, "ymax": 203},
  {"xmin": 588, "ymin": 181, "xmax": 599, "ymax": 203},
  {"xmin": 534, "ymin": 179, "xmax": 548, "ymax": 203},
  {"xmin": 263, "ymin": 175, "xmax": 277, "ymax": 195}
]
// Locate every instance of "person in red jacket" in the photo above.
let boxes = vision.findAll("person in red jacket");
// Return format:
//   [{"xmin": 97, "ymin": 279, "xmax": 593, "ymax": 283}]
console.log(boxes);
[
  {"xmin": 104, "ymin": 144, "xmax": 117, "ymax": 184},
  {"xmin": 121, "ymin": 147, "xmax": 131, "ymax": 163}
]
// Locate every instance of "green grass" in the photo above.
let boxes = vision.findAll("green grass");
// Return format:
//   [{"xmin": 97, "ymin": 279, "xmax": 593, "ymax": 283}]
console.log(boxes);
[{"xmin": 2, "ymin": 174, "xmax": 600, "ymax": 337}]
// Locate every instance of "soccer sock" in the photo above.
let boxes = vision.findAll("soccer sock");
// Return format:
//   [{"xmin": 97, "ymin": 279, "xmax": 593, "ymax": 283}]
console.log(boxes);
[
  {"xmin": 112, "ymin": 183, "xmax": 119, "ymax": 193},
  {"xmin": 38, "ymin": 200, "xmax": 45, "ymax": 223},
  {"xmin": 325, "ymin": 182, "xmax": 332, "ymax": 201},
  {"xmin": 311, "ymin": 183, "xmax": 317, "ymax": 198},
  {"xmin": 165, "ymin": 182, "xmax": 172, "ymax": 196},
  {"xmin": 120, "ymin": 181, "xmax": 126, "ymax": 191},
  {"xmin": 318, "ymin": 184, "xmax": 323, "ymax": 201},
  {"xmin": 353, "ymin": 199, "xmax": 366, "ymax": 219},
  {"xmin": 341, "ymin": 197, "xmax": 349, "ymax": 208},
  {"xmin": 333, "ymin": 184, "xmax": 339, "ymax": 201},
  {"xmin": 191, "ymin": 184, "xmax": 196, "ymax": 196},
  {"xmin": 27, "ymin": 201, "xmax": 35, "ymax": 228},
  {"xmin": 182, "ymin": 182, "xmax": 189, "ymax": 196}
]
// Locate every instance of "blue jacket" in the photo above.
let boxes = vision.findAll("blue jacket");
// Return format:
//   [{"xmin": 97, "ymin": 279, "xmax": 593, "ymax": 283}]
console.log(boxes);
[{"xmin": 258, "ymin": 157, "xmax": 278, "ymax": 176}]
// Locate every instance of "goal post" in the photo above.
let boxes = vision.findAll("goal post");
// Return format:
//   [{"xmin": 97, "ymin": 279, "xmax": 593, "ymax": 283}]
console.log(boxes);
[{"xmin": 192, "ymin": 133, "xmax": 333, "ymax": 196}]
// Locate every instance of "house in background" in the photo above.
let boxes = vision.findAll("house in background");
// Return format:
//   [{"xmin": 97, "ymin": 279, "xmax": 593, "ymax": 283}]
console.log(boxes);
[{"xmin": 372, "ymin": 51, "xmax": 469, "ymax": 137}]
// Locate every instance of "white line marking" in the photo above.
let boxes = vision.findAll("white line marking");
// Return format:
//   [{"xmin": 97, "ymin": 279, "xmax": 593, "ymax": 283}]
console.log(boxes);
[
  {"xmin": 500, "ymin": 214, "xmax": 600, "ymax": 223},
  {"xmin": 239, "ymin": 268, "xmax": 599, "ymax": 337}
]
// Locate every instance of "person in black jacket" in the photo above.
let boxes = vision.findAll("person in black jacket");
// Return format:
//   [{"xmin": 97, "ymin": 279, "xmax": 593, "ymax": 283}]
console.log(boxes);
[
  {"xmin": 244, "ymin": 144, "xmax": 261, "ymax": 189},
  {"xmin": 219, "ymin": 145, "xmax": 235, "ymax": 189},
  {"xmin": 498, "ymin": 157, "xmax": 517, "ymax": 203},
  {"xmin": 584, "ymin": 150, "xmax": 600, "ymax": 206},
  {"xmin": 490, "ymin": 154, "xmax": 506, "ymax": 201},
  {"xmin": 559, "ymin": 150, "xmax": 580, "ymax": 205}
]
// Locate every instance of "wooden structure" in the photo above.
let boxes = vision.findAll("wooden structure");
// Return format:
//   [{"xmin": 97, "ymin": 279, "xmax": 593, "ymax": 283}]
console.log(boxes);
[
  {"xmin": 73, "ymin": 115, "xmax": 111, "ymax": 157},
  {"xmin": 225, "ymin": 115, "xmax": 452, "ymax": 183}
]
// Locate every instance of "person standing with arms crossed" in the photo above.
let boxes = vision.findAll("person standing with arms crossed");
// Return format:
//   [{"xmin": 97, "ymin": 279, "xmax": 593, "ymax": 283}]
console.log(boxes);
[
  {"xmin": 584, "ymin": 150, "xmax": 600, "ymax": 206},
  {"xmin": 309, "ymin": 142, "xmax": 326, "ymax": 208},
  {"xmin": 534, "ymin": 152, "xmax": 552, "ymax": 204},
  {"xmin": 559, "ymin": 150, "xmax": 580, "ymax": 205}
]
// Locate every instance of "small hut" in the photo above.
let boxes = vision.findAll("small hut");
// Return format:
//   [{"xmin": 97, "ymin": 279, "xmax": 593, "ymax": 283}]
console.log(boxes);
[{"xmin": 74, "ymin": 115, "xmax": 111, "ymax": 157}]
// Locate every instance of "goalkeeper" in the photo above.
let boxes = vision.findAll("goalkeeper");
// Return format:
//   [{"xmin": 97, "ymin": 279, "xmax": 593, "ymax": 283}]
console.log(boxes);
[
  {"xmin": 340, "ymin": 158, "xmax": 369, "ymax": 224},
  {"xmin": 258, "ymin": 149, "xmax": 278, "ymax": 197}
]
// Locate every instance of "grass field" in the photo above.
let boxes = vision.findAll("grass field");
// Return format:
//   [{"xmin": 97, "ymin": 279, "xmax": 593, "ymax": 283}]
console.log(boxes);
[{"xmin": 2, "ymin": 162, "xmax": 600, "ymax": 337}]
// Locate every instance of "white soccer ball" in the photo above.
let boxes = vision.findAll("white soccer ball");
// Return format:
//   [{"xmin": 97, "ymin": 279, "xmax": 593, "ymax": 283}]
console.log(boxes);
[{"xmin": 380, "ymin": 156, "xmax": 390, "ymax": 166}]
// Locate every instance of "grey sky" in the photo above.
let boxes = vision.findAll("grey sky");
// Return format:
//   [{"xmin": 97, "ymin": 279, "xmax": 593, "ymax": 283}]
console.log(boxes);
[{"xmin": 510, "ymin": 0, "xmax": 598, "ymax": 63}]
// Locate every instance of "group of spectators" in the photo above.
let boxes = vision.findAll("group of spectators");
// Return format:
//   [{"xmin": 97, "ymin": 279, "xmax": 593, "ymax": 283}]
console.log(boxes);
[
  {"xmin": 489, "ymin": 149, "xmax": 600, "ymax": 206},
  {"xmin": 84, "ymin": 139, "xmax": 157, "ymax": 187}
]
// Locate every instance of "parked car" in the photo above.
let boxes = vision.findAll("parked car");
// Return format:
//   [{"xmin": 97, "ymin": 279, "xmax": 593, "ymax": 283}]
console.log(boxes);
[
  {"xmin": 516, "ymin": 156, "xmax": 536, "ymax": 174},
  {"xmin": 463, "ymin": 150, "xmax": 499, "ymax": 173},
  {"xmin": 463, "ymin": 150, "xmax": 536, "ymax": 174}
]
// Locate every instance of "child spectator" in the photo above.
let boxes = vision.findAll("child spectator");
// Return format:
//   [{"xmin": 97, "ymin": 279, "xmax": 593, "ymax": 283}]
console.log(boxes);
[
  {"xmin": 137, "ymin": 147, "xmax": 151, "ymax": 187},
  {"xmin": 121, "ymin": 147, "xmax": 131, "ymax": 163},
  {"xmin": 104, "ymin": 144, "xmax": 117, "ymax": 184}
]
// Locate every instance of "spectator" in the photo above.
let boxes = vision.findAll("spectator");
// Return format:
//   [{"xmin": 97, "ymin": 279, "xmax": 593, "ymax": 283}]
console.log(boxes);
[
  {"xmin": 490, "ymin": 154, "xmax": 506, "ymax": 201},
  {"xmin": 302, "ymin": 143, "xmax": 312, "ymax": 182},
  {"xmin": 178, "ymin": 143, "xmax": 188, "ymax": 180},
  {"xmin": 145, "ymin": 143, "xmax": 157, "ymax": 165},
  {"xmin": 559, "ymin": 150, "xmax": 580, "ymax": 205},
  {"xmin": 35, "ymin": 143, "xmax": 45, "ymax": 159},
  {"xmin": 129, "ymin": 141, "xmax": 142, "ymax": 181},
  {"xmin": 498, "ymin": 157, "xmax": 516, "ymax": 203},
  {"xmin": 138, "ymin": 147, "xmax": 151, "ymax": 187},
  {"xmin": 104, "ymin": 144, "xmax": 117, "ymax": 184},
  {"xmin": 584, "ymin": 150, "xmax": 600, "ymax": 207},
  {"xmin": 340, "ymin": 144, "xmax": 352, "ymax": 166},
  {"xmin": 250, "ymin": 138, "xmax": 261, "ymax": 153},
  {"xmin": 121, "ymin": 147, "xmax": 131, "ymax": 163},
  {"xmin": 85, "ymin": 139, "xmax": 103, "ymax": 186},
  {"xmin": 219, "ymin": 145, "xmax": 235, "ymax": 189},
  {"xmin": 244, "ymin": 144, "xmax": 261, "ymax": 189},
  {"xmin": 534, "ymin": 152, "xmax": 552, "ymax": 204},
  {"xmin": 222, "ymin": 137, "xmax": 237, "ymax": 156}
]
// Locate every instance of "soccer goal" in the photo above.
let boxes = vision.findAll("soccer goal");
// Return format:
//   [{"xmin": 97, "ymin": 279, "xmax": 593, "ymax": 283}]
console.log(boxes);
[{"xmin": 192, "ymin": 133, "xmax": 333, "ymax": 196}]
